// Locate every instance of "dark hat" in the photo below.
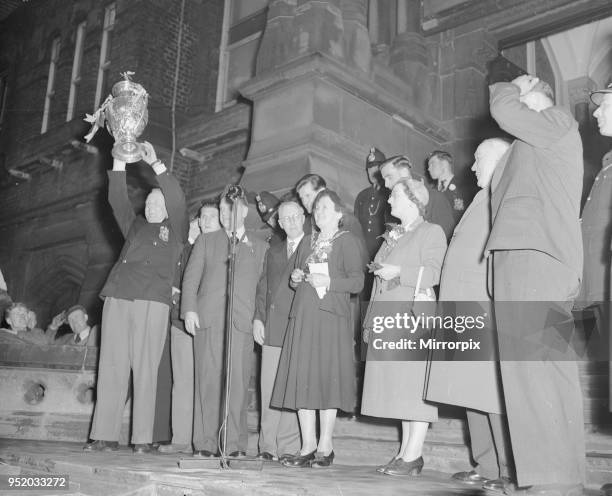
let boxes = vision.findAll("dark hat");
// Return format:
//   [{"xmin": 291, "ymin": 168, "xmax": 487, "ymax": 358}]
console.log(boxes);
[
  {"xmin": 590, "ymin": 83, "xmax": 612, "ymax": 106},
  {"xmin": 366, "ymin": 147, "xmax": 386, "ymax": 169},
  {"xmin": 255, "ymin": 191, "xmax": 281, "ymax": 222}
]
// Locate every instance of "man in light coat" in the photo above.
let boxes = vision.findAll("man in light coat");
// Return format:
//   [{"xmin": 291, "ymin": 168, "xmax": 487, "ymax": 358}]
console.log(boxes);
[{"xmin": 486, "ymin": 75, "xmax": 584, "ymax": 496}]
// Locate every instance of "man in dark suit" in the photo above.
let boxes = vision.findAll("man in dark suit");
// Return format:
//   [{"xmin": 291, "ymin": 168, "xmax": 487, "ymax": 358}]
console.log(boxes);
[
  {"xmin": 85, "ymin": 142, "xmax": 188, "ymax": 454},
  {"xmin": 158, "ymin": 205, "xmax": 221, "ymax": 455},
  {"xmin": 427, "ymin": 150, "xmax": 471, "ymax": 226},
  {"xmin": 486, "ymin": 75, "xmax": 584, "ymax": 495},
  {"xmin": 379, "ymin": 155, "xmax": 455, "ymax": 240},
  {"xmin": 252, "ymin": 200, "xmax": 304, "ymax": 461},
  {"xmin": 182, "ymin": 188, "xmax": 267, "ymax": 458}
]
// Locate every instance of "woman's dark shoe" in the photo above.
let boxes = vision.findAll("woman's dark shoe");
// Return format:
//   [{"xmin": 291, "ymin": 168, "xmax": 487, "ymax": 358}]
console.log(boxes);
[
  {"xmin": 376, "ymin": 456, "xmax": 399, "ymax": 473},
  {"xmin": 311, "ymin": 451, "xmax": 335, "ymax": 468},
  {"xmin": 383, "ymin": 456, "xmax": 424, "ymax": 476},
  {"xmin": 282, "ymin": 449, "xmax": 316, "ymax": 468}
]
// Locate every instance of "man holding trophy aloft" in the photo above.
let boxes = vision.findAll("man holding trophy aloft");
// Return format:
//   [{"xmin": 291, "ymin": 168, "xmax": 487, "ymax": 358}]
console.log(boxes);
[{"xmin": 82, "ymin": 75, "xmax": 189, "ymax": 454}]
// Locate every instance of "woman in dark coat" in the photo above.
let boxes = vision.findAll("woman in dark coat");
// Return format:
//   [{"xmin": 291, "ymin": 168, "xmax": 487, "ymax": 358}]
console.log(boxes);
[
  {"xmin": 271, "ymin": 190, "xmax": 364, "ymax": 468},
  {"xmin": 361, "ymin": 177, "xmax": 447, "ymax": 476}
]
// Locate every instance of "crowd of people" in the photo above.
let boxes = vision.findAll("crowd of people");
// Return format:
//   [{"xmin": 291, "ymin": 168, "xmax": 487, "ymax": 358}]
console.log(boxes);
[{"xmin": 3, "ymin": 73, "xmax": 612, "ymax": 496}]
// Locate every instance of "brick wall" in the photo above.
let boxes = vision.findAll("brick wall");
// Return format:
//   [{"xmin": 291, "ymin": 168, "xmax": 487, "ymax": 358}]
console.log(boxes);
[{"xmin": 0, "ymin": 0, "xmax": 224, "ymax": 326}]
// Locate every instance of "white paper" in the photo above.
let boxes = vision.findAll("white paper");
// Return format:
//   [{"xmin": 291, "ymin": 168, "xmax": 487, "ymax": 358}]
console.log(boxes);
[{"xmin": 308, "ymin": 262, "xmax": 329, "ymax": 299}]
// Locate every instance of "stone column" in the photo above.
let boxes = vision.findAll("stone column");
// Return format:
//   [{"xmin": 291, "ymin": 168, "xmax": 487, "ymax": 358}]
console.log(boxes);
[
  {"xmin": 256, "ymin": 0, "xmax": 298, "ymax": 75},
  {"xmin": 389, "ymin": 0, "xmax": 428, "ymax": 110},
  {"xmin": 240, "ymin": 0, "xmax": 445, "ymax": 203},
  {"xmin": 340, "ymin": 0, "xmax": 371, "ymax": 72}
]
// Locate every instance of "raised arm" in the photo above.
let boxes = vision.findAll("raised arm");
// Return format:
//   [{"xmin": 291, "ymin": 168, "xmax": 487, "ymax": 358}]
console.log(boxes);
[
  {"xmin": 489, "ymin": 82, "xmax": 574, "ymax": 148},
  {"xmin": 141, "ymin": 141, "xmax": 188, "ymax": 243},
  {"xmin": 107, "ymin": 159, "xmax": 135, "ymax": 238}
]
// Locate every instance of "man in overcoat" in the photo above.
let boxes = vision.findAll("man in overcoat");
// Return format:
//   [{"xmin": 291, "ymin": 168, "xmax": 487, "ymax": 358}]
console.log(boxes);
[
  {"xmin": 426, "ymin": 138, "xmax": 512, "ymax": 491},
  {"xmin": 486, "ymin": 75, "xmax": 585, "ymax": 495}
]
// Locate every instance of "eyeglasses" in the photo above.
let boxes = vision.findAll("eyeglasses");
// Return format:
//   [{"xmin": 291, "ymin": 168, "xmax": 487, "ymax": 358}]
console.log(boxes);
[{"xmin": 279, "ymin": 214, "xmax": 303, "ymax": 224}]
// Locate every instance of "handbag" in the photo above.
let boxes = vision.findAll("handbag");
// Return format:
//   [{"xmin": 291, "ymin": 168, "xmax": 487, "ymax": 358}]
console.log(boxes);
[{"xmin": 413, "ymin": 266, "xmax": 436, "ymax": 302}]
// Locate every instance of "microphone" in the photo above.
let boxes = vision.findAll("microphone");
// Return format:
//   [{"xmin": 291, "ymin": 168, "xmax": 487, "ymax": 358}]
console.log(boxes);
[{"xmin": 223, "ymin": 184, "xmax": 246, "ymax": 203}]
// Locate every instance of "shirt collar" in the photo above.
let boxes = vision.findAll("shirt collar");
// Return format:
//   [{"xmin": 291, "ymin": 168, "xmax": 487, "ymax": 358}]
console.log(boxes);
[
  {"xmin": 439, "ymin": 175, "xmax": 454, "ymax": 191},
  {"xmin": 287, "ymin": 233, "xmax": 304, "ymax": 247},
  {"xmin": 77, "ymin": 327, "xmax": 91, "ymax": 342}
]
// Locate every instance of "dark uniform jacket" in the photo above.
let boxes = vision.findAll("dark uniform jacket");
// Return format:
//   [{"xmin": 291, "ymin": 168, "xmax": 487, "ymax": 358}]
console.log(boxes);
[
  {"xmin": 354, "ymin": 185, "xmax": 389, "ymax": 260},
  {"xmin": 100, "ymin": 171, "xmax": 188, "ymax": 306},
  {"xmin": 579, "ymin": 151, "xmax": 612, "ymax": 305},
  {"xmin": 254, "ymin": 237, "xmax": 304, "ymax": 347},
  {"xmin": 485, "ymin": 82, "xmax": 583, "ymax": 279}
]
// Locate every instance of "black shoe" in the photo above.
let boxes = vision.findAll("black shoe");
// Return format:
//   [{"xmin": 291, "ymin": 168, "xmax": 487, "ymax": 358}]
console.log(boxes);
[
  {"xmin": 483, "ymin": 477, "xmax": 514, "ymax": 493},
  {"xmin": 282, "ymin": 449, "xmax": 316, "ymax": 468},
  {"xmin": 83, "ymin": 440, "xmax": 118, "ymax": 452},
  {"xmin": 133, "ymin": 443, "xmax": 155, "ymax": 454},
  {"xmin": 193, "ymin": 450, "xmax": 217, "ymax": 458},
  {"xmin": 311, "ymin": 451, "xmax": 335, "ymax": 468},
  {"xmin": 602, "ymin": 483, "xmax": 612, "ymax": 496},
  {"xmin": 228, "ymin": 450, "xmax": 246, "ymax": 458},
  {"xmin": 452, "ymin": 469, "xmax": 490, "ymax": 484},
  {"xmin": 256, "ymin": 451, "xmax": 277, "ymax": 461},
  {"xmin": 383, "ymin": 456, "xmax": 424, "ymax": 476}
]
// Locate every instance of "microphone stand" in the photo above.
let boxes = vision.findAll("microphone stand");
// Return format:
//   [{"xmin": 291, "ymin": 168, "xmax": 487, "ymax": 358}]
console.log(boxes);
[{"xmin": 219, "ymin": 197, "xmax": 239, "ymax": 469}]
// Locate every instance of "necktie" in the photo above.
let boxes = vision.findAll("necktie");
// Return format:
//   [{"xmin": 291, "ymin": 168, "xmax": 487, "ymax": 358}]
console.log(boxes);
[
  {"xmin": 287, "ymin": 240, "xmax": 296, "ymax": 258},
  {"xmin": 75, "ymin": 335, "xmax": 81, "ymax": 344}
]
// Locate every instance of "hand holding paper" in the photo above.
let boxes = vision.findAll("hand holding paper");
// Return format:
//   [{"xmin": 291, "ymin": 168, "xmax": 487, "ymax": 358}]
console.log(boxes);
[{"xmin": 307, "ymin": 262, "xmax": 329, "ymax": 299}]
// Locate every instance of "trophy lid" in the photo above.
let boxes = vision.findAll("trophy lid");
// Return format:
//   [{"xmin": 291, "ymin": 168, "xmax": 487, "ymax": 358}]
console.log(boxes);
[{"xmin": 112, "ymin": 71, "xmax": 147, "ymax": 98}]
